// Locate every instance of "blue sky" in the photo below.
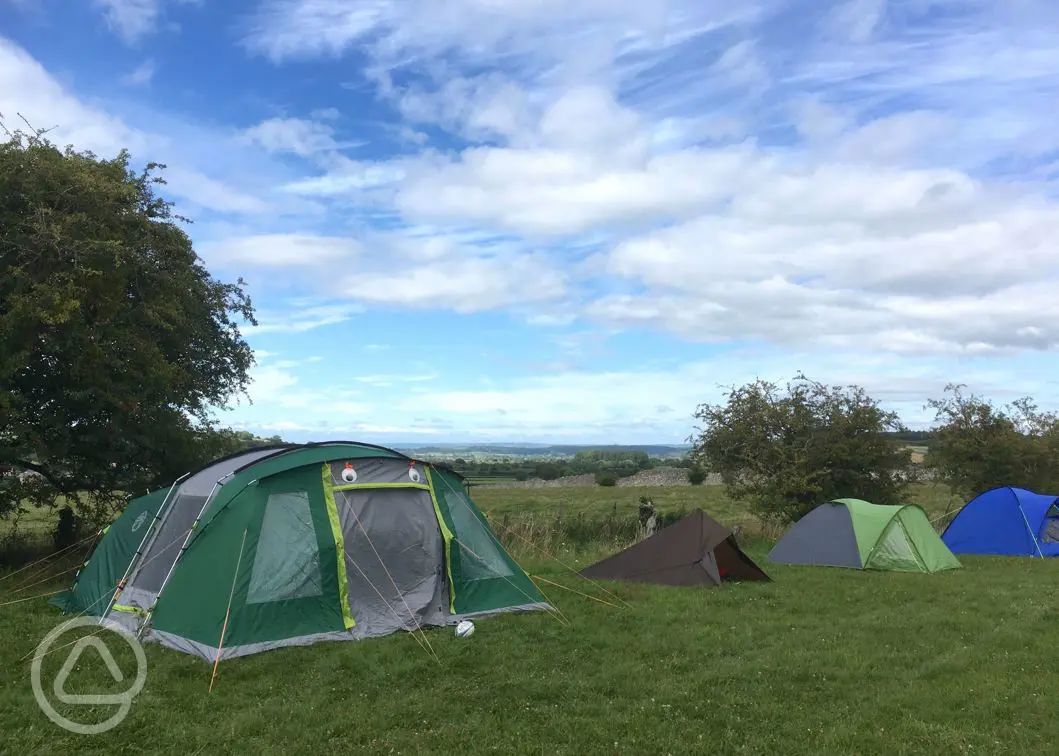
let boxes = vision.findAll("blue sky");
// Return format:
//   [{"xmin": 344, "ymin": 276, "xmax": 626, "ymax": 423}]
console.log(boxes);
[{"xmin": 3, "ymin": 0, "xmax": 1059, "ymax": 443}]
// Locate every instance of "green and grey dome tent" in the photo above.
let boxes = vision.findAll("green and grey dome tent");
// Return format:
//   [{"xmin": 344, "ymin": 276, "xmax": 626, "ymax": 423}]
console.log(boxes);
[
  {"xmin": 54, "ymin": 442, "xmax": 547, "ymax": 661},
  {"xmin": 768, "ymin": 498, "xmax": 961, "ymax": 573}
]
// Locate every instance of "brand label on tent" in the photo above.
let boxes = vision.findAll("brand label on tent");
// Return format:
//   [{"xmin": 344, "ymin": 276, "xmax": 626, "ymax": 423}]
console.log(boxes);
[{"xmin": 131, "ymin": 512, "xmax": 148, "ymax": 533}]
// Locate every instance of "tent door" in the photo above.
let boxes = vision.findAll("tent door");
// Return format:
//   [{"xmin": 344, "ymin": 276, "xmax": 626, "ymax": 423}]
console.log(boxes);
[
  {"xmin": 867, "ymin": 519, "xmax": 926, "ymax": 572},
  {"xmin": 336, "ymin": 488, "xmax": 446, "ymax": 636}
]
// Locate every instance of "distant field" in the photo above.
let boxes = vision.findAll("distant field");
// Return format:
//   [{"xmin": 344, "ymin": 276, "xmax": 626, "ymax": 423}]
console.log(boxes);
[{"xmin": 472, "ymin": 482, "xmax": 963, "ymax": 527}]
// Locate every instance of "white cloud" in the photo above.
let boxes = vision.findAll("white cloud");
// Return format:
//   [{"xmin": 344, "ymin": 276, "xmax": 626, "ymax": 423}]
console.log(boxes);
[
  {"xmin": 162, "ymin": 167, "xmax": 273, "ymax": 214},
  {"xmin": 824, "ymin": 0, "xmax": 886, "ymax": 43},
  {"xmin": 339, "ymin": 251, "xmax": 565, "ymax": 312},
  {"xmin": 353, "ymin": 373, "xmax": 437, "ymax": 387},
  {"xmin": 92, "ymin": 0, "xmax": 201, "ymax": 44},
  {"xmin": 243, "ymin": 0, "xmax": 749, "ymax": 70},
  {"xmin": 94, "ymin": 0, "xmax": 162, "ymax": 44},
  {"xmin": 711, "ymin": 40, "xmax": 769, "ymax": 90},
  {"xmin": 121, "ymin": 58, "xmax": 156, "ymax": 86},
  {"xmin": 0, "ymin": 38, "xmax": 278, "ymax": 218},
  {"xmin": 205, "ymin": 229, "xmax": 567, "ymax": 315},
  {"xmin": 395, "ymin": 144, "xmax": 763, "ymax": 236},
  {"xmin": 251, "ymin": 302, "xmax": 365, "ymax": 334},
  {"xmin": 241, "ymin": 117, "xmax": 343, "ymax": 157},
  {"xmin": 593, "ymin": 184, "xmax": 1059, "ymax": 353},
  {"xmin": 203, "ymin": 233, "xmax": 360, "ymax": 267},
  {"xmin": 400, "ymin": 350, "xmax": 1052, "ymax": 440},
  {"xmin": 0, "ymin": 37, "xmax": 147, "ymax": 155}
]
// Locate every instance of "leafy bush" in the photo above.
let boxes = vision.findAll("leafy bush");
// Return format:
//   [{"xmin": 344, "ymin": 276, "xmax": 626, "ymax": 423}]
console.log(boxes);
[
  {"xmin": 928, "ymin": 385, "xmax": 1059, "ymax": 497},
  {"xmin": 595, "ymin": 473, "xmax": 617, "ymax": 487},
  {"xmin": 692, "ymin": 375, "xmax": 915, "ymax": 524},
  {"xmin": 687, "ymin": 468, "xmax": 707, "ymax": 485}
]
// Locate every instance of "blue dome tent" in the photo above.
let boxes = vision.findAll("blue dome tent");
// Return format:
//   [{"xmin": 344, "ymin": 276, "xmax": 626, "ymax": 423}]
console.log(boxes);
[{"xmin": 942, "ymin": 487, "xmax": 1059, "ymax": 557}]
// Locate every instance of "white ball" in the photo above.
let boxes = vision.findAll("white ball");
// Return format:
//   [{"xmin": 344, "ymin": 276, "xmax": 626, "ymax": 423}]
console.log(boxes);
[
  {"xmin": 455, "ymin": 620, "xmax": 475, "ymax": 638},
  {"xmin": 341, "ymin": 466, "xmax": 357, "ymax": 483},
  {"xmin": 408, "ymin": 467, "xmax": 421, "ymax": 483}
]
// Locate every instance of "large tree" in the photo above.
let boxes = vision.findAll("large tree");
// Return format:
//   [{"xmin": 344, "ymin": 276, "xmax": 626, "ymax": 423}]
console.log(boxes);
[
  {"xmin": 0, "ymin": 129, "xmax": 255, "ymax": 524},
  {"xmin": 692, "ymin": 376, "xmax": 916, "ymax": 524},
  {"xmin": 927, "ymin": 385, "xmax": 1059, "ymax": 497}
]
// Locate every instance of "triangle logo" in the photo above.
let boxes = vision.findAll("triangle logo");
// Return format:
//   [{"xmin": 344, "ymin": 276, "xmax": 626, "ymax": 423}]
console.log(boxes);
[{"xmin": 53, "ymin": 636, "xmax": 127, "ymax": 705}]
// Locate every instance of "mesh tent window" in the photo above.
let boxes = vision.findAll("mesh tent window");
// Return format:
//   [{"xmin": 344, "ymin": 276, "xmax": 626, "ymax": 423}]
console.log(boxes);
[
  {"xmin": 1043, "ymin": 506, "xmax": 1059, "ymax": 543},
  {"xmin": 437, "ymin": 485, "xmax": 513, "ymax": 581},
  {"xmin": 247, "ymin": 491, "xmax": 324, "ymax": 604}
]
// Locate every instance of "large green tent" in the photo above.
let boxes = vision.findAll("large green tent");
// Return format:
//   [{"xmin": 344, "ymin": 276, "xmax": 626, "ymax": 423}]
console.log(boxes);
[
  {"xmin": 768, "ymin": 498, "xmax": 961, "ymax": 573},
  {"xmin": 54, "ymin": 442, "xmax": 546, "ymax": 661}
]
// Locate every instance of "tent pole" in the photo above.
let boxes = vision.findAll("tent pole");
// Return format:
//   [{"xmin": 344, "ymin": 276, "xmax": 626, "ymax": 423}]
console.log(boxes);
[
  {"xmin": 1016, "ymin": 502, "xmax": 1046, "ymax": 558},
  {"xmin": 209, "ymin": 528, "xmax": 248, "ymax": 692},
  {"xmin": 100, "ymin": 471, "xmax": 190, "ymax": 624},
  {"xmin": 137, "ymin": 474, "xmax": 229, "ymax": 639}
]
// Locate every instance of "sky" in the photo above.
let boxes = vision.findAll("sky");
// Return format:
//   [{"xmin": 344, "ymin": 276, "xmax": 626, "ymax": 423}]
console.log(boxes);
[{"xmin": 3, "ymin": 0, "xmax": 1059, "ymax": 444}]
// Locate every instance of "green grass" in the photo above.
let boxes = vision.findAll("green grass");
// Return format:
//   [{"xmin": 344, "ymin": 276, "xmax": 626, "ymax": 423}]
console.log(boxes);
[{"xmin": 1, "ymin": 484, "xmax": 1054, "ymax": 753}]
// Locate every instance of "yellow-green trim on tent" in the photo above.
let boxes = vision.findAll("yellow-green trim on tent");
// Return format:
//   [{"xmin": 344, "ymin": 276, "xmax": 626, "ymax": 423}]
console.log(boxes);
[
  {"xmin": 112, "ymin": 603, "xmax": 146, "ymax": 615},
  {"xmin": 331, "ymin": 482, "xmax": 432, "ymax": 492},
  {"xmin": 321, "ymin": 464, "xmax": 355, "ymax": 629},
  {"xmin": 425, "ymin": 467, "xmax": 457, "ymax": 614}
]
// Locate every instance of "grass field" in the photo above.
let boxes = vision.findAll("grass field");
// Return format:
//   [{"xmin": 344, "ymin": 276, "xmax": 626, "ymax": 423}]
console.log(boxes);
[
  {"xmin": 473, "ymin": 482, "xmax": 965, "ymax": 533},
  {"xmin": 2, "ymin": 484, "xmax": 1056, "ymax": 753}
]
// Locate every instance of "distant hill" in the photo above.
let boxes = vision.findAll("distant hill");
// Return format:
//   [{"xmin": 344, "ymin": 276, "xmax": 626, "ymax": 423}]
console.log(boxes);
[
  {"xmin": 882, "ymin": 430, "xmax": 936, "ymax": 447},
  {"xmin": 395, "ymin": 443, "xmax": 690, "ymax": 459}
]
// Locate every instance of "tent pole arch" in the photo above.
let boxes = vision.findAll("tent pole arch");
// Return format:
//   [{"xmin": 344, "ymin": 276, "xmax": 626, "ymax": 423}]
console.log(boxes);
[
  {"xmin": 101, "ymin": 470, "xmax": 190, "ymax": 623},
  {"xmin": 136, "ymin": 474, "xmax": 230, "ymax": 638}
]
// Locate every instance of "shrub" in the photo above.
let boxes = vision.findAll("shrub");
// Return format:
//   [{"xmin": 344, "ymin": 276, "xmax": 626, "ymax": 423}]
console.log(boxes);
[
  {"xmin": 928, "ymin": 385, "xmax": 1059, "ymax": 496},
  {"xmin": 595, "ymin": 473, "xmax": 617, "ymax": 487},
  {"xmin": 692, "ymin": 375, "xmax": 915, "ymax": 524},
  {"xmin": 687, "ymin": 468, "xmax": 707, "ymax": 485}
]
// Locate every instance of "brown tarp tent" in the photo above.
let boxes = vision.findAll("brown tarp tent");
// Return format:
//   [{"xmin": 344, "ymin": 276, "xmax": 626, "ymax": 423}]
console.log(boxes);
[{"xmin": 580, "ymin": 509, "xmax": 769, "ymax": 586}]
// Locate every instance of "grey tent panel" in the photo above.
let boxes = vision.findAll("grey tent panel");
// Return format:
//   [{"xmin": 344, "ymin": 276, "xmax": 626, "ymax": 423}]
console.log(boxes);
[
  {"xmin": 182, "ymin": 446, "xmax": 293, "ymax": 496},
  {"xmin": 118, "ymin": 492, "xmax": 207, "ymax": 605},
  {"xmin": 768, "ymin": 503, "xmax": 862, "ymax": 567},
  {"xmin": 337, "ymin": 488, "xmax": 448, "ymax": 638},
  {"xmin": 327, "ymin": 458, "xmax": 428, "ymax": 486}
]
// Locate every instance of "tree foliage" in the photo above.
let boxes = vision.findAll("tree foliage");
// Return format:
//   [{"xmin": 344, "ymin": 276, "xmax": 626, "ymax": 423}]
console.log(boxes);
[
  {"xmin": 691, "ymin": 376, "xmax": 915, "ymax": 524},
  {"xmin": 0, "ymin": 129, "xmax": 256, "ymax": 523},
  {"xmin": 927, "ymin": 385, "xmax": 1059, "ymax": 497}
]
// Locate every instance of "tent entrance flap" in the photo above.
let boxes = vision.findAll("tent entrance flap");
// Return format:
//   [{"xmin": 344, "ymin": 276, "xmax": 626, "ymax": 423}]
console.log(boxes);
[
  {"xmin": 336, "ymin": 488, "xmax": 447, "ymax": 637},
  {"xmin": 866, "ymin": 520, "xmax": 925, "ymax": 572}
]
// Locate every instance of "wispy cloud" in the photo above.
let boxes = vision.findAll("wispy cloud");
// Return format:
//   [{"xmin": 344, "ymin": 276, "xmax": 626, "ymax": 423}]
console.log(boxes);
[
  {"xmin": 120, "ymin": 58, "xmax": 156, "ymax": 86},
  {"xmin": 94, "ymin": 0, "xmax": 162, "ymax": 44}
]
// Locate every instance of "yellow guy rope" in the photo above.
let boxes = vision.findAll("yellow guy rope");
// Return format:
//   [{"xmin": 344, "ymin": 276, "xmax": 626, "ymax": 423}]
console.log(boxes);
[
  {"xmin": 209, "ymin": 528, "xmax": 248, "ymax": 693},
  {"xmin": 530, "ymin": 575, "xmax": 621, "ymax": 608},
  {"xmin": 433, "ymin": 472, "xmax": 632, "ymax": 611},
  {"xmin": 448, "ymin": 536, "xmax": 570, "ymax": 626},
  {"xmin": 0, "ymin": 529, "xmax": 101, "ymax": 584}
]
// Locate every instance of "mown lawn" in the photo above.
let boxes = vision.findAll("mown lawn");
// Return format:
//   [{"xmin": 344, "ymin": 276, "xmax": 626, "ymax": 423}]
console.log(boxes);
[{"xmin": 2, "ymin": 485, "xmax": 1055, "ymax": 753}]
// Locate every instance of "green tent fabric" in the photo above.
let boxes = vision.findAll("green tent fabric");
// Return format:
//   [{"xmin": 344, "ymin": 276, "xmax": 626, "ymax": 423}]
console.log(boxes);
[
  {"xmin": 769, "ymin": 498, "xmax": 961, "ymax": 573},
  {"xmin": 55, "ymin": 442, "xmax": 547, "ymax": 661},
  {"xmin": 50, "ymin": 487, "xmax": 170, "ymax": 615}
]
